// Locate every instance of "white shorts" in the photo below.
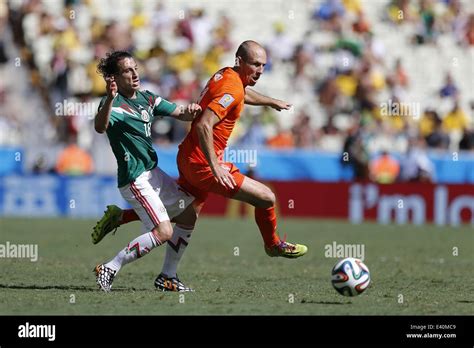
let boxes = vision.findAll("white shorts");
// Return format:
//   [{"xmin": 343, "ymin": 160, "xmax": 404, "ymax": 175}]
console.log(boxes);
[{"xmin": 119, "ymin": 167, "xmax": 194, "ymax": 232}]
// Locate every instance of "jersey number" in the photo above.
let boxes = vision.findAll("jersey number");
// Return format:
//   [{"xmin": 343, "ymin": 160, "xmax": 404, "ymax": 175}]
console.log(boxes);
[{"xmin": 144, "ymin": 122, "xmax": 151, "ymax": 137}]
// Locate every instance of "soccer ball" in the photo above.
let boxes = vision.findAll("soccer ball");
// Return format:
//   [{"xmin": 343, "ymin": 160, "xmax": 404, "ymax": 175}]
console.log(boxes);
[{"xmin": 331, "ymin": 258, "xmax": 370, "ymax": 296}]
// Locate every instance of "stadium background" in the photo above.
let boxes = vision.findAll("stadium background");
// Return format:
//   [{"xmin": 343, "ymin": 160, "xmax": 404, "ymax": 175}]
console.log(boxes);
[
  {"xmin": 0, "ymin": 0, "xmax": 473, "ymax": 316},
  {"xmin": 1, "ymin": 0, "xmax": 474, "ymax": 224}
]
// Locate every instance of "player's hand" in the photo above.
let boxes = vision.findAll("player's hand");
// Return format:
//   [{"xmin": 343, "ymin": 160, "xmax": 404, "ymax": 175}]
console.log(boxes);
[
  {"xmin": 105, "ymin": 76, "xmax": 117, "ymax": 99},
  {"xmin": 212, "ymin": 164, "xmax": 236, "ymax": 189},
  {"xmin": 179, "ymin": 103, "xmax": 202, "ymax": 121},
  {"xmin": 186, "ymin": 103, "xmax": 202, "ymax": 120},
  {"xmin": 270, "ymin": 99, "xmax": 292, "ymax": 112}
]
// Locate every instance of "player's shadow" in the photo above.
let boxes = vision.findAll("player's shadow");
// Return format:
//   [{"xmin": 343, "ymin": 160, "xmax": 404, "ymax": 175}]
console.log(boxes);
[
  {"xmin": 301, "ymin": 300, "xmax": 352, "ymax": 305},
  {"xmin": 0, "ymin": 283, "xmax": 147, "ymax": 292}
]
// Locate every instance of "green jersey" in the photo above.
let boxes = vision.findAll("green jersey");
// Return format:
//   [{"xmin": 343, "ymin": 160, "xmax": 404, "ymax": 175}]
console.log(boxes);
[{"xmin": 98, "ymin": 90, "xmax": 177, "ymax": 187}]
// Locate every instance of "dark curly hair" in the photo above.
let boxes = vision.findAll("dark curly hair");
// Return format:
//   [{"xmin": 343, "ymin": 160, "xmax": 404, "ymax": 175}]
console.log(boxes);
[{"xmin": 96, "ymin": 51, "xmax": 133, "ymax": 77}]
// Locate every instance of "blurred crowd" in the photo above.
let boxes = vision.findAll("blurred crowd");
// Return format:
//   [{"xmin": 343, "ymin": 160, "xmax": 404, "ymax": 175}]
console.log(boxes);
[
  {"xmin": 0, "ymin": 0, "xmax": 473, "ymax": 181},
  {"xmin": 4, "ymin": 0, "xmax": 235, "ymax": 148}
]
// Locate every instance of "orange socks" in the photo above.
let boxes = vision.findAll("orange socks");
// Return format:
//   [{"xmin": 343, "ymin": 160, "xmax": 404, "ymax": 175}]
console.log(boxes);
[{"xmin": 255, "ymin": 207, "xmax": 280, "ymax": 247}]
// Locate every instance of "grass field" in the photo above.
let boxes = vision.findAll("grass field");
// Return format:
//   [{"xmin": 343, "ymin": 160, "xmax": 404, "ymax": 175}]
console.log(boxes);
[{"xmin": 0, "ymin": 217, "xmax": 472, "ymax": 315}]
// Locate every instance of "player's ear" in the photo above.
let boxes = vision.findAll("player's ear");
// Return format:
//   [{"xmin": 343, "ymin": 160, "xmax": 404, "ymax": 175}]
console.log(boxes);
[{"xmin": 235, "ymin": 56, "xmax": 241, "ymax": 67}]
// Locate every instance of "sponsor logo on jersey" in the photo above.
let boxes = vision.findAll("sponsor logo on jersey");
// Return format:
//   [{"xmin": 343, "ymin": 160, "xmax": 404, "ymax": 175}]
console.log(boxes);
[
  {"xmin": 218, "ymin": 94, "xmax": 234, "ymax": 108},
  {"xmin": 214, "ymin": 73, "xmax": 223, "ymax": 82}
]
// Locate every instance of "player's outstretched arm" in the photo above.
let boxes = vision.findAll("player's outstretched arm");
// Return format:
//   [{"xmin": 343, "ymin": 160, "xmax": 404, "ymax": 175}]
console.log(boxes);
[
  {"xmin": 244, "ymin": 87, "xmax": 292, "ymax": 111},
  {"xmin": 95, "ymin": 77, "xmax": 117, "ymax": 133},
  {"xmin": 171, "ymin": 103, "xmax": 202, "ymax": 121}
]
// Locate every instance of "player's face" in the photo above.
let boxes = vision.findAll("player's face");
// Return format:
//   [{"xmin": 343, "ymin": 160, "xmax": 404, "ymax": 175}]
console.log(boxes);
[
  {"xmin": 239, "ymin": 48, "xmax": 267, "ymax": 87},
  {"xmin": 115, "ymin": 57, "xmax": 140, "ymax": 93}
]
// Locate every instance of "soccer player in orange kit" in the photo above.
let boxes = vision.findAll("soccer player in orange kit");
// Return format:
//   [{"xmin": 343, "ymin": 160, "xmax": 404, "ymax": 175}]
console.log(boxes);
[{"xmin": 176, "ymin": 40, "xmax": 308, "ymax": 258}]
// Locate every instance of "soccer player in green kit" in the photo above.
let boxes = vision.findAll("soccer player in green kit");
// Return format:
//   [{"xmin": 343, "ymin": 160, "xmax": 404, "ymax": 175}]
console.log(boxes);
[{"xmin": 93, "ymin": 51, "xmax": 200, "ymax": 292}]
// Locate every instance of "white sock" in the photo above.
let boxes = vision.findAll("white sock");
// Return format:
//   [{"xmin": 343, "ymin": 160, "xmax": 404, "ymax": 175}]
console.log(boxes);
[
  {"xmin": 105, "ymin": 232, "xmax": 162, "ymax": 272},
  {"xmin": 161, "ymin": 226, "xmax": 193, "ymax": 278}
]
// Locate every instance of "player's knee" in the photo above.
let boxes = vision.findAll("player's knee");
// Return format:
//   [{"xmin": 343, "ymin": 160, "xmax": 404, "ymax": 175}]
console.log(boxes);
[
  {"xmin": 161, "ymin": 225, "xmax": 173, "ymax": 240},
  {"xmin": 153, "ymin": 223, "xmax": 173, "ymax": 242},
  {"xmin": 259, "ymin": 187, "xmax": 276, "ymax": 208}
]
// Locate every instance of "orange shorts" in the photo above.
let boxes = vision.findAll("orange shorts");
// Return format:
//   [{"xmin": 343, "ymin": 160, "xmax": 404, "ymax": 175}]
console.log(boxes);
[{"xmin": 177, "ymin": 153, "xmax": 245, "ymax": 205}]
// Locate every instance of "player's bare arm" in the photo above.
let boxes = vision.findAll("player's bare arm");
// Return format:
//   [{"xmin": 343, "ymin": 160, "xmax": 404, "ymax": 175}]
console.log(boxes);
[
  {"xmin": 195, "ymin": 108, "xmax": 236, "ymax": 189},
  {"xmin": 170, "ymin": 103, "xmax": 202, "ymax": 121},
  {"xmin": 94, "ymin": 77, "xmax": 117, "ymax": 133},
  {"xmin": 244, "ymin": 87, "xmax": 292, "ymax": 111}
]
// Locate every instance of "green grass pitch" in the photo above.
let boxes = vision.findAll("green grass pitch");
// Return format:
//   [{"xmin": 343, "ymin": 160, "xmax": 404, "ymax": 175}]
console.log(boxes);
[{"xmin": 0, "ymin": 217, "xmax": 472, "ymax": 315}]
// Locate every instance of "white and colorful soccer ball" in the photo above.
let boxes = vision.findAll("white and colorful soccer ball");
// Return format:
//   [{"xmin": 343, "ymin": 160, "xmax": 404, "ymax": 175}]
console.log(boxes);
[{"xmin": 331, "ymin": 258, "xmax": 370, "ymax": 296}]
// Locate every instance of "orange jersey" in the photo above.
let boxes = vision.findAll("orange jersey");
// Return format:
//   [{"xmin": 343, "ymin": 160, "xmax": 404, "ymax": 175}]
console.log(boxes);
[{"xmin": 179, "ymin": 67, "xmax": 245, "ymax": 164}]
